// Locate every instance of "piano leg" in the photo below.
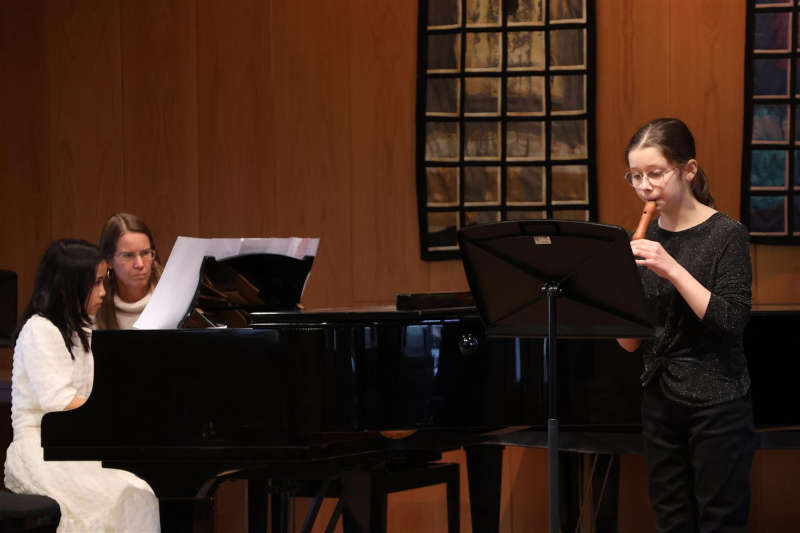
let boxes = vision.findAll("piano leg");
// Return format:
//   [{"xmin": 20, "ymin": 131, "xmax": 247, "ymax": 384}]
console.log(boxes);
[
  {"xmin": 247, "ymin": 479, "xmax": 268, "ymax": 533},
  {"xmin": 247, "ymin": 476, "xmax": 330, "ymax": 533},
  {"xmin": 340, "ymin": 470, "xmax": 387, "ymax": 533},
  {"xmin": 338, "ymin": 462, "xmax": 460, "ymax": 533},
  {"xmin": 593, "ymin": 453, "xmax": 620, "ymax": 533},
  {"xmin": 465, "ymin": 444, "xmax": 503, "ymax": 533},
  {"xmin": 561, "ymin": 451, "xmax": 581, "ymax": 532},
  {"xmin": 158, "ymin": 497, "xmax": 213, "ymax": 533},
  {"xmin": 103, "ymin": 461, "xmax": 222, "ymax": 533},
  {"xmin": 559, "ymin": 452, "xmax": 620, "ymax": 533},
  {"xmin": 270, "ymin": 491, "xmax": 290, "ymax": 533}
]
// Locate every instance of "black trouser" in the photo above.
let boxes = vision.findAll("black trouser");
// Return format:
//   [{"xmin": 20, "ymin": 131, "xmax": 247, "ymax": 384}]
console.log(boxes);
[{"xmin": 641, "ymin": 384, "xmax": 756, "ymax": 533}]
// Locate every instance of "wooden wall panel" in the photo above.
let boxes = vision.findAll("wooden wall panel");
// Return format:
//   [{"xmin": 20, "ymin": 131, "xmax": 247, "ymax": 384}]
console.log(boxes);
[
  {"xmin": 348, "ymin": 1, "xmax": 430, "ymax": 304},
  {"xmin": 618, "ymin": 455, "xmax": 656, "ymax": 533},
  {"xmin": 0, "ymin": 0, "xmax": 49, "ymax": 375},
  {"xmin": 752, "ymin": 245, "xmax": 800, "ymax": 304},
  {"xmin": 1, "ymin": 1, "xmax": 799, "ymax": 532},
  {"xmin": 668, "ymin": 0, "xmax": 746, "ymax": 218},
  {"xmin": 386, "ymin": 485, "xmax": 450, "ymax": 533},
  {"xmin": 269, "ymin": 1, "xmax": 354, "ymax": 308},
  {"xmin": 44, "ymin": 0, "xmax": 125, "ymax": 240},
  {"xmin": 502, "ymin": 448, "xmax": 548, "ymax": 532},
  {"xmin": 596, "ymin": 0, "xmax": 746, "ymax": 240},
  {"xmin": 196, "ymin": 0, "xmax": 273, "ymax": 240},
  {"xmin": 0, "ymin": 0, "xmax": 49, "ymax": 315},
  {"xmin": 428, "ymin": 261, "xmax": 468, "ymax": 295},
  {"xmin": 595, "ymin": 0, "xmax": 671, "ymax": 232},
  {"xmin": 120, "ymin": 0, "xmax": 199, "ymax": 259},
  {"xmin": 213, "ymin": 479, "xmax": 247, "ymax": 533},
  {"xmin": 750, "ymin": 450, "xmax": 800, "ymax": 531}
]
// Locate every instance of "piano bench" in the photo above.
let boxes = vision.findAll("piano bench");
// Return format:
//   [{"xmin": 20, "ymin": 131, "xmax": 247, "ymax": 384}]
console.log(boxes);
[{"xmin": 0, "ymin": 490, "xmax": 60, "ymax": 533}]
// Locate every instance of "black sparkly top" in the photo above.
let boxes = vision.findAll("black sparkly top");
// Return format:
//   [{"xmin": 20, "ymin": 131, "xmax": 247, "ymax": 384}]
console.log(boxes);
[{"xmin": 639, "ymin": 211, "xmax": 751, "ymax": 407}]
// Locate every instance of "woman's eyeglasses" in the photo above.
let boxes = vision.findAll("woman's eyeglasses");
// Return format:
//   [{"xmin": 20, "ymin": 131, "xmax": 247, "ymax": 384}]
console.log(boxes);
[
  {"xmin": 115, "ymin": 249, "xmax": 155, "ymax": 263},
  {"xmin": 624, "ymin": 166, "xmax": 679, "ymax": 188}
]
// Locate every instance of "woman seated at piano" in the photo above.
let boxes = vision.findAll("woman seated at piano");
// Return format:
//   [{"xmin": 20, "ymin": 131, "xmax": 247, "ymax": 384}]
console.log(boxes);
[
  {"xmin": 4, "ymin": 239, "xmax": 160, "ymax": 531},
  {"xmin": 96, "ymin": 213, "xmax": 162, "ymax": 329}
]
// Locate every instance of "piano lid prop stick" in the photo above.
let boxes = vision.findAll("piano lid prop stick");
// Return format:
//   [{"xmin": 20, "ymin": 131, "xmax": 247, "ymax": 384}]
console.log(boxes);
[
  {"xmin": 194, "ymin": 308, "xmax": 217, "ymax": 328},
  {"xmin": 632, "ymin": 201, "xmax": 657, "ymax": 240}
]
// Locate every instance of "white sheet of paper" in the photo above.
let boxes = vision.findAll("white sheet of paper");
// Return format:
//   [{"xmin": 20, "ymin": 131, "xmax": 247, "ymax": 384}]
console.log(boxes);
[{"xmin": 133, "ymin": 236, "xmax": 319, "ymax": 330}]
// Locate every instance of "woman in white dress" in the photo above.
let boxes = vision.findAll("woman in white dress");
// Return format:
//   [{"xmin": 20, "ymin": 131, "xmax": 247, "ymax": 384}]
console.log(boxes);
[
  {"xmin": 96, "ymin": 213, "xmax": 162, "ymax": 330},
  {"xmin": 4, "ymin": 239, "xmax": 160, "ymax": 532}
]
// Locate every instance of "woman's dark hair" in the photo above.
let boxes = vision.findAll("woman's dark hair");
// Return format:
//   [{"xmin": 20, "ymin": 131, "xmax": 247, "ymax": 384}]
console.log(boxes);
[
  {"xmin": 14, "ymin": 239, "xmax": 102, "ymax": 355},
  {"xmin": 624, "ymin": 117, "xmax": 715, "ymax": 207},
  {"xmin": 96, "ymin": 213, "xmax": 161, "ymax": 330}
]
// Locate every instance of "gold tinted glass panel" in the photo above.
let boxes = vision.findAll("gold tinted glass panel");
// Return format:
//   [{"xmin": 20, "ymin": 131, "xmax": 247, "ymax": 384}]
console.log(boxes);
[{"xmin": 417, "ymin": 0, "xmax": 596, "ymax": 257}]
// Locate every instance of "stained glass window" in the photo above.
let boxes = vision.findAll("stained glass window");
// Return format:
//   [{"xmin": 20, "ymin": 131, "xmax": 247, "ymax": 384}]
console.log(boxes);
[
  {"xmin": 743, "ymin": 1, "xmax": 800, "ymax": 242},
  {"xmin": 417, "ymin": 0, "xmax": 596, "ymax": 259}
]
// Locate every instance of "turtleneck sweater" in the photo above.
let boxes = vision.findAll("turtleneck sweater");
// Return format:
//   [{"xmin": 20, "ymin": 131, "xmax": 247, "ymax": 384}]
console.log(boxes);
[{"xmin": 114, "ymin": 289, "xmax": 152, "ymax": 330}]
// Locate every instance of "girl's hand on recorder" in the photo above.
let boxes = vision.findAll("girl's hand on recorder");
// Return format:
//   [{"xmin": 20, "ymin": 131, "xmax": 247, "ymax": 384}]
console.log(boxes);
[{"xmin": 631, "ymin": 239, "xmax": 680, "ymax": 281}]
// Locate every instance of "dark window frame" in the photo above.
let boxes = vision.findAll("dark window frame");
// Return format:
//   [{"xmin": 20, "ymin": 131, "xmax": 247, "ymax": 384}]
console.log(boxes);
[
  {"xmin": 416, "ymin": 0, "xmax": 597, "ymax": 260},
  {"xmin": 741, "ymin": 0, "xmax": 800, "ymax": 244}
]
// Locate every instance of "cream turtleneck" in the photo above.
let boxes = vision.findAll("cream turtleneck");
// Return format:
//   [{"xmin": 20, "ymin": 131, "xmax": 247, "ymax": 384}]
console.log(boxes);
[{"xmin": 114, "ymin": 289, "xmax": 153, "ymax": 329}]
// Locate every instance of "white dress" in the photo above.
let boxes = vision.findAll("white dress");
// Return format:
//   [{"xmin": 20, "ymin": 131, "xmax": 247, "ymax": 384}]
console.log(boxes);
[{"xmin": 4, "ymin": 315, "xmax": 160, "ymax": 532}]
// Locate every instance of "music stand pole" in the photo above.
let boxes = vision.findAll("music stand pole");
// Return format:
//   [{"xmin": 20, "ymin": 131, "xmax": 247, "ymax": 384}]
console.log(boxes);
[
  {"xmin": 543, "ymin": 282, "xmax": 560, "ymax": 533},
  {"xmin": 458, "ymin": 219, "xmax": 657, "ymax": 533}
]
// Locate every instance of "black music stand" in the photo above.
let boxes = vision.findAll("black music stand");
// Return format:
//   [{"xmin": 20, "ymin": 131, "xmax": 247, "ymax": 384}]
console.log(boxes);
[{"xmin": 458, "ymin": 220, "xmax": 655, "ymax": 533}]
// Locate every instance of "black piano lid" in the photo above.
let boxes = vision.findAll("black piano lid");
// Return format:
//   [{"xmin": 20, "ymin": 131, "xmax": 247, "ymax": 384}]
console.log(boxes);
[
  {"xmin": 250, "ymin": 306, "xmax": 481, "ymax": 327},
  {"xmin": 180, "ymin": 253, "xmax": 314, "ymax": 327},
  {"xmin": 251, "ymin": 290, "xmax": 480, "ymax": 326}
]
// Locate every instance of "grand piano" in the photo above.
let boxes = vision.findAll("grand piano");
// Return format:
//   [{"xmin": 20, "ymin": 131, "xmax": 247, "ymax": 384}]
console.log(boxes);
[
  {"xmin": 38, "ymin": 255, "xmax": 800, "ymax": 532},
  {"xmin": 41, "ymin": 300, "xmax": 546, "ymax": 532}
]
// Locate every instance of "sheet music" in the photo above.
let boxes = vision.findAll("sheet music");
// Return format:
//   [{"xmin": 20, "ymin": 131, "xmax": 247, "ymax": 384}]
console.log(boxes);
[{"xmin": 133, "ymin": 236, "xmax": 319, "ymax": 330}]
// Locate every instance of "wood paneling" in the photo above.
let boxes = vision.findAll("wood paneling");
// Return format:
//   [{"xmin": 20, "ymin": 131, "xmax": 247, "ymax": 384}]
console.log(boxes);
[
  {"xmin": 618, "ymin": 454, "xmax": 657, "ymax": 532},
  {"xmin": 120, "ymin": 0, "xmax": 199, "ymax": 258},
  {"xmin": 386, "ymin": 482, "xmax": 450, "ymax": 533},
  {"xmin": 349, "ymin": 1, "xmax": 430, "ymax": 303},
  {"xmin": 0, "ymin": 0, "xmax": 49, "ymax": 322},
  {"xmin": 750, "ymin": 450, "xmax": 800, "ymax": 531},
  {"xmin": 668, "ymin": 0, "xmax": 746, "ymax": 217},
  {"xmin": 595, "ymin": 0, "xmax": 671, "ymax": 232},
  {"xmin": 269, "ymin": 1, "xmax": 355, "ymax": 308},
  {"xmin": 45, "ymin": 0, "xmax": 125, "ymax": 240},
  {"xmin": 752, "ymin": 245, "xmax": 800, "ymax": 304},
  {"xmin": 428, "ymin": 261, "xmax": 468, "ymax": 295},
  {"xmin": 197, "ymin": 0, "xmax": 272, "ymax": 242},
  {"xmin": 1, "ymin": 1, "xmax": 799, "ymax": 532},
  {"xmin": 213, "ymin": 479, "xmax": 247, "ymax": 533},
  {"xmin": 502, "ymin": 447, "xmax": 548, "ymax": 532},
  {"xmin": 595, "ymin": 0, "xmax": 746, "ymax": 229}
]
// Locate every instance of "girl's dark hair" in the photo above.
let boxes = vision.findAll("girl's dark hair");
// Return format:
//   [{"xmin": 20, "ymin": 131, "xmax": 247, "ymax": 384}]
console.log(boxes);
[
  {"xmin": 624, "ymin": 117, "xmax": 715, "ymax": 207},
  {"xmin": 96, "ymin": 213, "xmax": 161, "ymax": 330},
  {"xmin": 14, "ymin": 239, "xmax": 102, "ymax": 355}
]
